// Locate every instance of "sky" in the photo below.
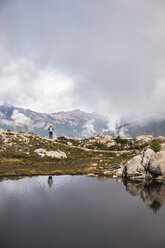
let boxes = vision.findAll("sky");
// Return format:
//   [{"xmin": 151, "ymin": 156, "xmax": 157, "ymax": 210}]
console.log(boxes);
[{"xmin": 0, "ymin": 0, "xmax": 165, "ymax": 122}]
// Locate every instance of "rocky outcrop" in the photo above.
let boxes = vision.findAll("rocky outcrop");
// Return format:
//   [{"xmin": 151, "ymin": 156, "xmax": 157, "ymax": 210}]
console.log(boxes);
[
  {"xmin": 156, "ymin": 136, "xmax": 165, "ymax": 143},
  {"xmin": 83, "ymin": 133, "xmax": 116, "ymax": 149},
  {"xmin": 135, "ymin": 135, "xmax": 154, "ymax": 145},
  {"xmin": 123, "ymin": 148, "xmax": 165, "ymax": 179}
]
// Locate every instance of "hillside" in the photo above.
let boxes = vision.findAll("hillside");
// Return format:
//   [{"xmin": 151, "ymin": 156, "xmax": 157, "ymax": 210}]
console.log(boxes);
[{"xmin": 0, "ymin": 129, "xmax": 163, "ymax": 178}]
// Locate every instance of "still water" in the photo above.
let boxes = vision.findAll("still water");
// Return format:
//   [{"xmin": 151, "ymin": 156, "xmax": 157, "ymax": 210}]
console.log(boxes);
[{"xmin": 0, "ymin": 175, "xmax": 165, "ymax": 248}]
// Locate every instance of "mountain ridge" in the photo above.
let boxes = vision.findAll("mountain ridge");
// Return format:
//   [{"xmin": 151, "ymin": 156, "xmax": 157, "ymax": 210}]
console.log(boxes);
[
  {"xmin": 1, "ymin": 105, "xmax": 165, "ymax": 138},
  {"xmin": 0, "ymin": 105, "xmax": 109, "ymax": 138}
]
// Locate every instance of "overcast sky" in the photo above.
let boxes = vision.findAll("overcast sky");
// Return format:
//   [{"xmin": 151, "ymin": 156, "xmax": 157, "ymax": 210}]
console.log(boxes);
[{"xmin": 0, "ymin": 0, "xmax": 165, "ymax": 122}]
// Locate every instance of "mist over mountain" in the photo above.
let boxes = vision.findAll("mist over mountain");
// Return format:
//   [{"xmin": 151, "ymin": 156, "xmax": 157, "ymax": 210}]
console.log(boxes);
[
  {"xmin": 0, "ymin": 105, "xmax": 165, "ymax": 138},
  {"xmin": 118, "ymin": 117, "xmax": 165, "ymax": 138},
  {"xmin": 0, "ymin": 105, "xmax": 110, "ymax": 138}
]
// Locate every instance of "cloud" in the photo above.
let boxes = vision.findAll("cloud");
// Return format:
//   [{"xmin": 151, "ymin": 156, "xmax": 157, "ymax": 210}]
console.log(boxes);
[
  {"xmin": 11, "ymin": 109, "xmax": 30, "ymax": 124},
  {"xmin": 82, "ymin": 119, "xmax": 97, "ymax": 137},
  {"xmin": 0, "ymin": 0, "xmax": 165, "ymax": 124}
]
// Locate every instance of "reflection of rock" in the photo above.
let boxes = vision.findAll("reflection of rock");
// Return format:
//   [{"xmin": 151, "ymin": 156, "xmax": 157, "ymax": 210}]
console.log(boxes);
[
  {"xmin": 124, "ymin": 179, "xmax": 165, "ymax": 213},
  {"xmin": 126, "ymin": 180, "xmax": 145, "ymax": 198},
  {"xmin": 123, "ymin": 148, "xmax": 165, "ymax": 179}
]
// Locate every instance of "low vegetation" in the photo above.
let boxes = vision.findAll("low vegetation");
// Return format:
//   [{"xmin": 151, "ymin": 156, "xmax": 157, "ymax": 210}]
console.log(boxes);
[
  {"xmin": 0, "ymin": 130, "xmax": 160, "ymax": 178},
  {"xmin": 150, "ymin": 140, "xmax": 161, "ymax": 152}
]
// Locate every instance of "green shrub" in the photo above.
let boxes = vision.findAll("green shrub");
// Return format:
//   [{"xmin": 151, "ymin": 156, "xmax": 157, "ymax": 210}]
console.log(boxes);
[
  {"xmin": 114, "ymin": 136, "xmax": 128, "ymax": 145},
  {"xmin": 150, "ymin": 140, "xmax": 161, "ymax": 152},
  {"xmin": 6, "ymin": 132, "xmax": 14, "ymax": 135}
]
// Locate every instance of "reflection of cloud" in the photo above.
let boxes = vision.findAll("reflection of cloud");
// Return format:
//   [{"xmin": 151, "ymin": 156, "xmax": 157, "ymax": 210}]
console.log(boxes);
[
  {"xmin": 11, "ymin": 110, "xmax": 30, "ymax": 124},
  {"xmin": 0, "ymin": 175, "xmax": 76, "ymax": 215}
]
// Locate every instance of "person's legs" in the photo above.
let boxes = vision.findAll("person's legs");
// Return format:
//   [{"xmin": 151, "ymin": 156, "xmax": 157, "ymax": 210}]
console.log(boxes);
[{"xmin": 49, "ymin": 132, "xmax": 53, "ymax": 139}]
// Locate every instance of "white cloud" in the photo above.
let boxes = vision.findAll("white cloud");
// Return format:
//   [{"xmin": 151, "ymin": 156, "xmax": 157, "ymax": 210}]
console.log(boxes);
[
  {"xmin": 11, "ymin": 110, "xmax": 30, "ymax": 124},
  {"xmin": 0, "ymin": 55, "xmax": 77, "ymax": 113},
  {"xmin": 0, "ymin": 0, "xmax": 165, "ymax": 123},
  {"xmin": 82, "ymin": 119, "xmax": 97, "ymax": 137}
]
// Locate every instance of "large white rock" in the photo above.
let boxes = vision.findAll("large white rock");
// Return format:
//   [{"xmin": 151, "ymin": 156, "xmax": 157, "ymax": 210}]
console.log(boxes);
[
  {"xmin": 34, "ymin": 148, "xmax": 47, "ymax": 157},
  {"xmin": 34, "ymin": 148, "xmax": 67, "ymax": 158},
  {"xmin": 142, "ymin": 148, "xmax": 155, "ymax": 170},
  {"xmin": 116, "ymin": 167, "xmax": 124, "ymax": 177},
  {"xmin": 123, "ymin": 155, "xmax": 146, "ymax": 178},
  {"xmin": 46, "ymin": 150, "xmax": 67, "ymax": 158},
  {"xmin": 149, "ymin": 151, "xmax": 165, "ymax": 176}
]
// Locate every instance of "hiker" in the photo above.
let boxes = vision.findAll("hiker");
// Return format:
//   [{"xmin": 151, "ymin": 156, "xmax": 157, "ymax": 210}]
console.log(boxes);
[{"xmin": 48, "ymin": 125, "xmax": 54, "ymax": 139}]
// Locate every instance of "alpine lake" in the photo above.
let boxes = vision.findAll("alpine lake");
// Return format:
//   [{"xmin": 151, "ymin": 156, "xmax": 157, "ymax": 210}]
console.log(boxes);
[{"xmin": 0, "ymin": 175, "xmax": 165, "ymax": 248}]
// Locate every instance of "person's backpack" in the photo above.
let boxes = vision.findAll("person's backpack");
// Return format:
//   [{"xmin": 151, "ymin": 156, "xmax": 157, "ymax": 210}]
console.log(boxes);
[{"xmin": 49, "ymin": 127, "xmax": 53, "ymax": 132}]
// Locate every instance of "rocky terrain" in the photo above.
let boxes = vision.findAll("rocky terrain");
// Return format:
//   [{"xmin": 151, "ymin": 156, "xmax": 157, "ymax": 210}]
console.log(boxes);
[
  {"xmin": 123, "ymin": 137, "xmax": 165, "ymax": 180},
  {"xmin": 0, "ymin": 128, "xmax": 165, "ymax": 179},
  {"xmin": 0, "ymin": 129, "xmax": 136, "ymax": 177}
]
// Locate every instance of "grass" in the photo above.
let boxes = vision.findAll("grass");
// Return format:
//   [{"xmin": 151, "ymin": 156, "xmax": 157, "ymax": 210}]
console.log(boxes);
[{"xmin": 0, "ymin": 131, "xmax": 143, "ymax": 178}]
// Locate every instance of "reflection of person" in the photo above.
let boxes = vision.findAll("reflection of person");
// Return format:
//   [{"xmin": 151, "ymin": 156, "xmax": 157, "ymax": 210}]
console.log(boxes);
[
  {"xmin": 48, "ymin": 176, "xmax": 53, "ymax": 187},
  {"xmin": 48, "ymin": 125, "xmax": 54, "ymax": 139}
]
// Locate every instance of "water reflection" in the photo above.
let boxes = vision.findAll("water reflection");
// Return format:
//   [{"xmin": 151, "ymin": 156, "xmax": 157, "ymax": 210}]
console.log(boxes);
[
  {"xmin": 0, "ymin": 175, "xmax": 165, "ymax": 248},
  {"xmin": 123, "ymin": 179, "xmax": 165, "ymax": 213},
  {"xmin": 48, "ymin": 176, "xmax": 53, "ymax": 187}
]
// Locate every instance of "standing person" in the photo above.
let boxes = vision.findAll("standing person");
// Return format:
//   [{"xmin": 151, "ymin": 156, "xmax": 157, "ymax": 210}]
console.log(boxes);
[{"xmin": 48, "ymin": 125, "xmax": 54, "ymax": 139}]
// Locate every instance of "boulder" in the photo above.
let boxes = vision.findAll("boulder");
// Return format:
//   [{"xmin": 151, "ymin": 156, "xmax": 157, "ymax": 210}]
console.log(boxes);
[
  {"xmin": 156, "ymin": 136, "xmax": 165, "ymax": 143},
  {"xmin": 123, "ymin": 155, "xmax": 146, "ymax": 179},
  {"xmin": 142, "ymin": 148, "xmax": 155, "ymax": 170},
  {"xmin": 123, "ymin": 148, "xmax": 165, "ymax": 179},
  {"xmin": 34, "ymin": 148, "xmax": 47, "ymax": 157},
  {"xmin": 46, "ymin": 150, "xmax": 67, "ymax": 158},
  {"xmin": 67, "ymin": 141, "xmax": 73, "ymax": 146},
  {"xmin": 149, "ymin": 151, "xmax": 165, "ymax": 177},
  {"xmin": 34, "ymin": 148, "xmax": 67, "ymax": 158},
  {"xmin": 135, "ymin": 135, "xmax": 154, "ymax": 145},
  {"xmin": 116, "ymin": 167, "xmax": 124, "ymax": 177}
]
